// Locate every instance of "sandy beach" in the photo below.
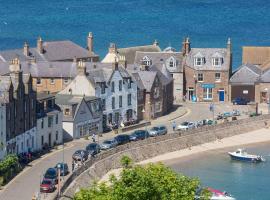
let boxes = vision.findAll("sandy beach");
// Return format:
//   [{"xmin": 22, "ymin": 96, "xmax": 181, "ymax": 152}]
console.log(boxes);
[{"xmin": 99, "ymin": 128, "xmax": 270, "ymax": 182}]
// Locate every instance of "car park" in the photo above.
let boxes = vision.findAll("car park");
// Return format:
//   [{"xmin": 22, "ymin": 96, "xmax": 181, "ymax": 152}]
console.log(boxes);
[
  {"xmin": 40, "ymin": 178, "xmax": 56, "ymax": 193},
  {"xmin": 54, "ymin": 162, "xmax": 69, "ymax": 176},
  {"xmin": 149, "ymin": 126, "xmax": 167, "ymax": 136},
  {"xmin": 86, "ymin": 143, "xmax": 101, "ymax": 156},
  {"xmin": 129, "ymin": 130, "xmax": 150, "ymax": 141},
  {"xmin": 177, "ymin": 122, "xmax": 195, "ymax": 130},
  {"xmin": 100, "ymin": 139, "xmax": 118, "ymax": 150},
  {"xmin": 72, "ymin": 150, "xmax": 89, "ymax": 161},
  {"xmin": 114, "ymin": 134, "xmax": 130, "ymax": 145}
]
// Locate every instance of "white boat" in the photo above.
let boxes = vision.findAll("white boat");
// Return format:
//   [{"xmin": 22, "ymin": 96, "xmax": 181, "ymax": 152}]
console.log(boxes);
[
  {"xmin": 208, "ymin": 188, "xmax": 236, "ymax": 200},
  {"xmin": 228, "ymin": 149, "xmax": 265, "ymax": 162}
]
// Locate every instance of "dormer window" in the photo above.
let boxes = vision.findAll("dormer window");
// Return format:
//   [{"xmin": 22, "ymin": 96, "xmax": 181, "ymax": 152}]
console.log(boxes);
[
  {"xmin": 194, "ymin": 57, "xmax": 204, "ymax": 66},
  {"xmin": 212, "ymin": 57, "xmax": 223, "ymax": 66},
  {"xmin": 142, "ymin": 56, "xmax": 152, "ymax": 66},
  {"xmin": 168, "ymin": 57, "xmax": 176, "ymax": 68}
]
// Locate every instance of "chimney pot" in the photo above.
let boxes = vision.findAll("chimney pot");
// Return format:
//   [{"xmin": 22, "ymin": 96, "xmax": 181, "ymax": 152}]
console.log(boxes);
[
  {"xmin": 37, "ymin": 36, "xmax": 44, "ymax": 54},
  {"xmin": 87, "ymin": 32, "xmax": 93, "ymax": 54},
  {"xmin": 23, "ymin": 42, "xmax": 29, "ymax": 56}
]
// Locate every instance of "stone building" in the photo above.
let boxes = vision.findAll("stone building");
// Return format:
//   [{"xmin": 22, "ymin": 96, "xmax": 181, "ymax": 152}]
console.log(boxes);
[
  {"xmin": 36, "ymin": 93, "xmax": 63, "ymax": 149},
  {"xmin": 183, "ymin": 38, "xmax": 232, "ymax": 102},
  {"xmin": 0, "ymin": 58, "xmax": 37, "ymax": 156},
  {"xmin": 134, "ymin": 48, "xmax": 184, "ymax": 103},
  {"xmin": 0, "ymin": 33, "xmax": 99, "ymax": 63}
]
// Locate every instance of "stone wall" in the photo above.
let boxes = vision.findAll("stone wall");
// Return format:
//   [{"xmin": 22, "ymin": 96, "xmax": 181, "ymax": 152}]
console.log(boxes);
[{"xmin": 59, "ymin": 115, "xmax": 270, "ymax": 200}]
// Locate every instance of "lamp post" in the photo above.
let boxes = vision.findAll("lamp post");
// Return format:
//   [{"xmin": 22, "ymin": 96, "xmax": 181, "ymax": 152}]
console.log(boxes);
[{"xmin": 57, "ymin": 163, "xmax": 61, "ymax": 198}]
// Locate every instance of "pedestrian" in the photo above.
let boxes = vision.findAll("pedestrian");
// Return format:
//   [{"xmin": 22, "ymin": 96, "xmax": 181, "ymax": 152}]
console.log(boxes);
[
  {"xmin": 172, "ymin": 121, "xmax": 176, "ymax": 132},
  {"xmin": 92, "ymin": 133, "xmax": 96, "ymax": 143}
]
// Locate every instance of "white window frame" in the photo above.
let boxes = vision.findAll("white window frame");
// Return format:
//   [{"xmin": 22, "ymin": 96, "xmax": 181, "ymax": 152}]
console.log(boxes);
[
  {"xmin": 142, "ymin": 56, "xmax": 151, "ymax": 66},
  {"xmin": 212, "ymin": 57, "xmax": 222, "ymax": 66},
  {"xmin": 203, "ymin": 88, "xmax": 213, "ymax": 100},
  {"xmin": 169, "ymin": 57, "xmax": 175, "ymax": 68},
  {"xmin": 215, "ymin": 73, "xmax": 221, "ymax": 82},
  {"xmin": 194, "ymin": 57, "xmax": 204, "ymax": 66}
]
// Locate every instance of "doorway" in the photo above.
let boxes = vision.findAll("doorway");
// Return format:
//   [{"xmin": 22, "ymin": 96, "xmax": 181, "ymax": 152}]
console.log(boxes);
[{"xmin": 219, "ymin": 90, "xmax": 225, "ymax": 102}]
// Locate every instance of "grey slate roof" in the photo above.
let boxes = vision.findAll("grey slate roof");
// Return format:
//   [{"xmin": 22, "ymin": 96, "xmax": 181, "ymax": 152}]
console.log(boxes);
[
  {"xmin": 185, "ymin": 48, "xmax": 230, "ymax": 71},
  {"xmin": 137, "ymin": 71, "xmax": 157, "ymax": 92},
  {"xmin": 118, "ymin": 44, "xmax": 161, "ymax": 64},
  {"xmin": 0, "ymin": 40, "xmax": 98, "ymax": 62},
  {"xmin": 260, "ymin": 69, "xmax": 270, "ymax": 82},
  {"xmin": 134, "ymin": 51, "xmax": 183, "ymax": 73},
  {"xmin": 230, "ymin": 64, "xmax": 261, "ymax": 85},
  {"xmin": 55, "ymin": 94, "xmax": 97, "ymax": 106}
]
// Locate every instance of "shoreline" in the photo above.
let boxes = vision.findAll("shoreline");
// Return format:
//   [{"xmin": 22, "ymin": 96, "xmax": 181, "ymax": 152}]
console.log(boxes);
[{"xmin": 99, "ymin": 128, "xmax": 270, "ymax": 182}]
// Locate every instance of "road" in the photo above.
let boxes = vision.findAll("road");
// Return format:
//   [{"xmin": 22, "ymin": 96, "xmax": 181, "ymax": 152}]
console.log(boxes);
[{"xmin": 0, "ymin": 103, "xmax": 254, "ymax": 200}]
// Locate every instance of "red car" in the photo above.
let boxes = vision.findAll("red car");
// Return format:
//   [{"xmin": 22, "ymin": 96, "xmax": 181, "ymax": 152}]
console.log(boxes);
[{"xmin": 40, "ymin": 179, "xmax": 56, "ymax": 193}]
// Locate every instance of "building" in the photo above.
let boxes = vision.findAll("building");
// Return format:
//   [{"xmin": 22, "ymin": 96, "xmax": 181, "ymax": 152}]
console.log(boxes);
[
  {"xmin": 127, "ymin": 62, "xmax": 173, "ymax": 121},
  {"xmin": 0, "ymin": 104, "xmax": 6, "ymax": 160},
  {"xmin": 58, "ymin": 60, "xmax": 138, "ymax": 130},
  {"xmin": 183, "ymin": 38, "xmax": 232, "ymax": 102},
  {"xmin": 0, "ymin": 58, "xmax": 37, "ymax": 155},
  {"xmin": 229, "ymin": 64, "xmax": 261, "ymax": 102},
  {"xmin": 36, "ymin": 93, "xmax": 63, "ymax": 150},
  {"xmin": 134, "ymin": 47, "xmax": 184, "ymax": 102},
  {"xmin": 0, "ymin": 33, "xmax": 99, "ymax": 63}
]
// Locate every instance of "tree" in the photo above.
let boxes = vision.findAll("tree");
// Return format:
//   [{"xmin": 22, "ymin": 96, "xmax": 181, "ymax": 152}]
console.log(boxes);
[{"xmin": 74, "ymin": 156, "xmax": 210, "ymax": 200}]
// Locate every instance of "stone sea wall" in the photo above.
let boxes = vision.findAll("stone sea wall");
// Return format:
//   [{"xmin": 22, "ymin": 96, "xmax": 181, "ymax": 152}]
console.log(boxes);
[{"xmin": 60, "ymin": 115, "xmax": 270, "ymax": 199}]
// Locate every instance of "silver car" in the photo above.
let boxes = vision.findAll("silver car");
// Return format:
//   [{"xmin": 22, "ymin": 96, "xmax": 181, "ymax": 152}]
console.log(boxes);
[
  {"xmin": 100, "ymin": 139, "xmax": 118, "ymax": 150},
  {"xmin": 149, "ymin": 126, "xmax": 167, "ymax": 136}
]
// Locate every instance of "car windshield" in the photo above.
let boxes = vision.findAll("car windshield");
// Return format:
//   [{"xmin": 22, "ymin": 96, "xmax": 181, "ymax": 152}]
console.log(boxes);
[
  {"xmin": 133, "ymin": 131, "xmax": 143, "ymax": 135},
  {"xmin": 181, "ymin": 122, "xmax": 189, "ymax": 126},
  {"xmin": 151, "ymin": 127, "xmax": 159, "ymax": 131},
  {"xmin": 42, "ymin": 180, "xmax": 52, "ymax": 185},
  {"xmin": 75, "ymin": 150, "xmax": 82, "ymax": 154},
  {"xmin": 45, "ymin": 169, "xmax": 56, "ymax": 177},
  {"xmin": 104, "ymin": 140, "xmax": 113, "ymax": 144},
  {"xmin": 87, "ymin": 144, "xmax": 97, "ymax": 150}
]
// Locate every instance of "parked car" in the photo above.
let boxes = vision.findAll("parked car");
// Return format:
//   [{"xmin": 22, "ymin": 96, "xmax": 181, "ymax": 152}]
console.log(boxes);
[
  {"xmin": 86, "ymin": 143, "xmax": 101, "ymax": 156},
  {"xmin": 100, "ymin": 139, "xmax": 118, "ymax": 150},
  {"xmin": 129, "ymin": 130, "xmax": 150, "ymax": 141},
  {"xmin": 54, "ymin": 162, "xmax": 69, "ymax": 176},
  {"xmin": 177, "ymin": 121, "xmax": 195, "ymax": 130},
  {"xmin": 232, "ymin": 97, "xmax": 250, "ymax": 105},
  {"xmin": 40, "ymin": 178, "xmax": 56, "ymax": 193},
  {"xmin": 114, "ymin": 134, "xmax": 130, "ymax": 145},
  {"xmin": 72, "ymin": 150, "xmax": 89, "ymax": 161},
  {"xmin": 44, "ymin": 168, "xmax": 58, "ymax": 182},
  {"xmin": 149, "ymin": 126, "xmax": 167, "ymax": 136}
]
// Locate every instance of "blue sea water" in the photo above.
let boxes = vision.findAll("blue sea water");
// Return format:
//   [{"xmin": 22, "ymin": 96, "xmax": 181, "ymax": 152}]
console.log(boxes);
[
  {"xmin": 0, "ymin": 0, "xmax": 270, "ymax": 69},
  {"xmin": 167, "ymin": 143, "xmax": 270, "ymax": 200}
]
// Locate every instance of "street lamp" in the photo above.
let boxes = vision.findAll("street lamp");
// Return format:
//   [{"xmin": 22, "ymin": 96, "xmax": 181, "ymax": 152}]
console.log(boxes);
[{"xmin": 57, "ymin": 163, "xmax": 61, "ymax": 197}]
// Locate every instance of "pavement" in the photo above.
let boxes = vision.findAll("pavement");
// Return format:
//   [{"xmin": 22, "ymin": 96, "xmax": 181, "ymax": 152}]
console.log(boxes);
[{"xmin": 0, "ymin": 102, "xmax": 257, "ymax": 200}]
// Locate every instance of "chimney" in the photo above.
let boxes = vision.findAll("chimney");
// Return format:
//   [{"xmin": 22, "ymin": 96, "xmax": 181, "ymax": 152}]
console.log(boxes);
[
  {"xmin": 73, "ymin": 56, "xmax": 77, "ymax": 63},
  {"xmin": 109, "ymin": 43, "xmax": 117, "ymax": 54},
  {"xmin": 77, "ymin": 60, "xmax": 86, "ymax": 76},
  {"xmin": 37, "ymin": 36, "xmax": 44, "ymax": 54},
  {"xmin": 119, "ymin": 55, "xmax": 127, "ymax": 68},
  {"xmin": 227, "ymin": 38, "xmax": 232, "ymax": 52},
  {"xmin": 112, "ymin": 57, "xmax": 119, "ymax": 71},
  {"xmin": 9, "ymin": 58, "xmax": 22, "ymax": 84},
  {"xmin": 182, "ymin": 37, "xmax": 191, "ymax": 56},
  {"xmin": 153, "ymin": 39, "xmax": 159, "ymax": 46},
  {"xmin": 23, "ymin": 42, "xmax": 29, "ymax": 56},
  {"xmin": 87, "ymin": 32, "xmax": 93, "ymax": 54}
]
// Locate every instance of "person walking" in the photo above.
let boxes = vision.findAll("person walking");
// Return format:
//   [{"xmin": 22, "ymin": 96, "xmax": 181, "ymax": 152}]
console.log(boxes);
[
  {"xmin": 92, "ymin": 133, "xmax": 96, "ymax": 143},
  {"xmin": 172, "ymin": 121, "xmax": 176, "ymax": 132}
]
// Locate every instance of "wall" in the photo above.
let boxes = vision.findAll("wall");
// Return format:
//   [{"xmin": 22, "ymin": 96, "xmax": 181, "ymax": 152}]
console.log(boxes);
[
  {"xmin": 231, "ymin": 85, "xmax": 255, "ymax": 101},
  {"xmin": 0, "ymin": 105, "xmax": 6, "ymax": 160},
  {"xmin": 58, "ymin": 115, "xmax": 270, "ymax": 199},
  {"xmin": 173, "ymin": 72, "xmax": 183, "ymax": 103}
]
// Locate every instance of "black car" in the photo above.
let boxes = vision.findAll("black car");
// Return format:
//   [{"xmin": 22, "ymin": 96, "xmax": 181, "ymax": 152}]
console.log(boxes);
[
  {"xmin": 86, "ymin": 143, "xmax": 101, "ymax": 156},
  {"xmin": 129, "ymin": 130, "xmax": 150, "ymax": 141},
  {"xmin": 72, "ymin": 150, "xmax": 89, "ymax": 161},
  {"xmin": 114, "ymin": 134, "xmax": 130, "ymax": 145},
  {"xmin": 44, "ymin": 168, "xmax": 58, "ymax": 182},
  {"xmin": 55, "ymin": 162, "xmax": 69, "ymax": 176}
]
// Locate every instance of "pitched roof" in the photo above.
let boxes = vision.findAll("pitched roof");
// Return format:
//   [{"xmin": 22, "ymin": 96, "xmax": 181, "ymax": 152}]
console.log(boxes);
[
  {"xmin": 137, "ymin": 71, "xmax": 157, "ymax": 92},
  {"xmin": 0, "ymin": 40, "xmax": 98, "ymax": 62},
  {"xmin": 260, "ymin": 68, "xmax": 270, "ymax": 82},
  {"xmin": 230, "ymin": 64, "xmax": 261, "ymax": 84},
  {"xmin": 242, "ymin": 46, "xmax": 270, "ymax": 66},
  {"xmin": 185, "ymin": 48, "xmax": 230, "ymax": 71},
  {"xmin": 118, "ymin": 44, "xmax": 161, "ymax": 64}
]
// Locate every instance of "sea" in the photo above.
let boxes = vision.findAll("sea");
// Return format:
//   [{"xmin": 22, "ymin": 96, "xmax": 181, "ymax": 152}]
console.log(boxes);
[
  {"xmin": 0, "ymin": 0, "xmax": 270, "ymax": 70},
  {"xmin": 166, "ymin": 142, "xmax": 270, "ymax": 200}
]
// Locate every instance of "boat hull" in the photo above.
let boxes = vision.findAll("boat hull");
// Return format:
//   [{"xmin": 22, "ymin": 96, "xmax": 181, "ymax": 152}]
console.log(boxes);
[{"xmin": 229, "ymin": 154, "xmax": 262, "ymax": 162}]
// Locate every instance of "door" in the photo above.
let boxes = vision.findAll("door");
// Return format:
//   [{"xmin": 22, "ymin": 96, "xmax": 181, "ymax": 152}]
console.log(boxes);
[
  {"xmin": 188, "ymin": 89, "xmax": 194, "ymax": 101},
  {"xmin": 219, "ymin": 90, "xmax": 225, "ymax": 102},
  {"xmin": 48, "ymin": 133, "xmax": 52, "ymax": 147}
]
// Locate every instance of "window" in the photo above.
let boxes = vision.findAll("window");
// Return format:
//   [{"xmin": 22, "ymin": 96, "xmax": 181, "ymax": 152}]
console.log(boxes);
[
  {"xmin": 50, "ymin": 78, "xmax": 55, "ymax": 84},
  {"xmin": 127, "ymin": 94, "xmax": 132, "ymax": 106},
  {"xmin": 41, "ymin": 119, "xmax": 44, "ymax": 129},
  {"xmin": 56, "ymin": 131, "xmax": 58, "ymax": 141},
  {"xmin": 212, "ymin": 58, "xmax": 223, "ymax": 66},
  {"xmin": 198, "ymin": 73, "xmax": 204, "ymax": 82},
  {"xmin": 48, "ymin": 116, "xmax": 53, "ymax": 128},
  {"xmin": 215, "ymin": 73, "xmax": 221, "ymax": 82},
  {"xmin": 194, "ymin": 57, "xmax": 204, "ymax": 66},
  {"xmin": 155, "ymin": 102, "xmax": 161, "ymax": 112},
  {"xmin": 142, "ymin": 56, "xmax": 151, "ymax": 66},
  {"xmin": 55, "ymin": 114, "xmax": 58, "ymax": 124},
  {"xmin": 112, "ymin": 97, "xmax": 115, "ymax": 109},
  {"xmin": 119, "ymin": 96, "xmax": 122, "ymax": 108},
  {"xmin": 41, "ymin": 135, "xmax": 44, "ymax": 145},
  {"xmin": 111, "ymin": 81, "xmax": 115, "ymax": 93},
  {"xmin": 119, "ymin": 80, "xmax": 122, "ymax": 91},
  {"xmin": 37, "ymin": 78, "xmax": 42, "ymax": 85},
  {"xmin": 203, "ymin": 88, "xmax": 213, "ymax": 100},
  {"xmin": 169, "ymin": 58, "xmax": 175, "ymax": 67},
  {"xmin": 64, "ymin": 108, "xmax": 70, "ymax": 115},
  {"xmin": 101, "ymin": 83, "xmax": 105, "ymax": 94},
  {"xmin": 154, "ymin": 88, "xmax": 159, "ymax": 98},
  {"xmin": 102, "ymin": 99, "xmax": 106, "ymax": 111},
  {"xmin": 128, "ymin": 79, "xmax": 131, "ymax": 89},
  {"xmin": 63, "ymin": 78, "xmax": 69, "ymax": 84}
]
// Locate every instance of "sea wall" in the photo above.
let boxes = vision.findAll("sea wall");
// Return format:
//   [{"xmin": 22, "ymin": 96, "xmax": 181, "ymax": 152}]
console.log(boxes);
[{"xmin": 60, "ymin": 115, "xmax": 270, "ymax": 199}]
